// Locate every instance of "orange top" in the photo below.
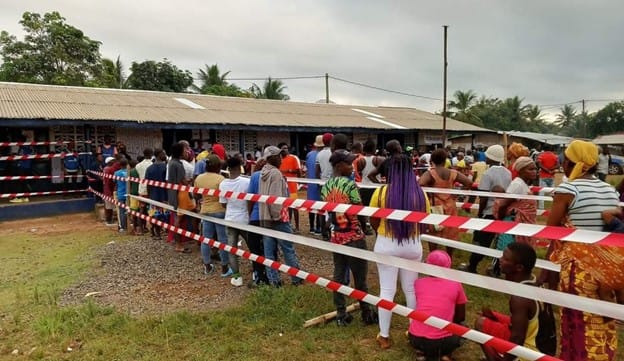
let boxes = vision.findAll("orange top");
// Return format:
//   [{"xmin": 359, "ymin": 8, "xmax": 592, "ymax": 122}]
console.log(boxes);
[{"xmin": 279, "ymin": 154, "xmax": 301, "ymax": 195}]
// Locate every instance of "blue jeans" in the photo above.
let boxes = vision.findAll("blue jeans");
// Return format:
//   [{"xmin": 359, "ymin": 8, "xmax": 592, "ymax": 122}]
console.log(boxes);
[
  {"xmin": 263, "ymin": 221, "xmax": 301, "ymax": 285},
  {"xmin": 201, "ymin": 212, "xmax": 228, "ymax": 266},
  {"xmin": 539, "ymin": 177, "xmax": 554, "ymax": 210},
  {"xmin": 118, "ymin": 202, "xmax": 127, "ymax": 230}
]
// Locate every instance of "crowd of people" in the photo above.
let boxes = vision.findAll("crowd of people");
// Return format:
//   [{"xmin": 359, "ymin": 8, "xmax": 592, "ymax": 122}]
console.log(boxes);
[{"xmin": 96, "ymin": 135, "xmax": 623, "ymax": 361}]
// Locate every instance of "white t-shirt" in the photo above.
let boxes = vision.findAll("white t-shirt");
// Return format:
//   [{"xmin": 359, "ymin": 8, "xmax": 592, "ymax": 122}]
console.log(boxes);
[
  {"xmin": 219, "ymin": 176, "xmax": 251, "ymax": 223},
  {"xmin": 181, "ymin": 159, "xmax": 194, "ymax": 179},
  {"xmin": 135, "ymin": 159, "xmax": 153, "ymax": 195},
  {"xmin": 478, "ymin": 165, "xmax": 512, "ymax": 216},
  {"xmin": 506, "ymin": 176, "xmax": 530, "ymax": 195},
  {"xmin": 597, "ymin": 153, "xmax": 609, "ymax": 174},
  {"xmin": 316, "ymin": 148, "xmax": 333, "ymax": 180}
]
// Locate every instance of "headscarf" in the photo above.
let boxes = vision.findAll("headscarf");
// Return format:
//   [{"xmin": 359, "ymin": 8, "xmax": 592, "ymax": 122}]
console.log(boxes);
[
  {"xmin": 513, "ymin": 156, "xmax": 534, "ymax": 172},
  {"xmin": 564, "ymin": 140, "xmax": 598, "ymax": 181},
  {"xmin": 508, "ymin": 142, "xmax": 529, "ymax": 159}
]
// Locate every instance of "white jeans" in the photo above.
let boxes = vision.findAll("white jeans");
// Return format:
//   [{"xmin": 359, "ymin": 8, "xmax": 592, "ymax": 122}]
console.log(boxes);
[{"xmin": 374, "ymin": 234, "xmax": 423, "ymax": 338}]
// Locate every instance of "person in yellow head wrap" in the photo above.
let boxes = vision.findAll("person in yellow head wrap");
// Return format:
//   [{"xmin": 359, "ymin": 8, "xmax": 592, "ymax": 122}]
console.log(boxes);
[
  {"xmin": 506, "ymin": 142, "xmax": 529, "ymax": 178},
  {"xmin": 540, "ymin": 139, "xmax": 622, "ymax": 361}
]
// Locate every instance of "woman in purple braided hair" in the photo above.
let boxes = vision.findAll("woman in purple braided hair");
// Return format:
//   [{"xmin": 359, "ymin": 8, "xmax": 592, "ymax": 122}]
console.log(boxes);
[{"xmin": 369, "ymin": 153, "xmax": 429, "ymax": 349}]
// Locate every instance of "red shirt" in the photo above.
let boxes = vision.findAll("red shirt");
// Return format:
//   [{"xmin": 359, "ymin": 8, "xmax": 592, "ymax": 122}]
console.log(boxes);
[{"xmin": 537, "ymin": 151, "xmax": 558, "ymax": 179}]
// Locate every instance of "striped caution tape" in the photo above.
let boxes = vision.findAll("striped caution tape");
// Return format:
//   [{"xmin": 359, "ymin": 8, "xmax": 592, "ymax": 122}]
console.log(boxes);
[
  {"xmin": 0, "ymin": 175, "xmax": 85, "ymax": 181},
  {"xmin": 0, "ymin": 152, "xmax": 91, "ymax": 161},
  {"xmin": 0, "ymin": 189, "xmax": 88, "ymax": 198},
  {"xmin": 94, "ymin": 189, "xmax": 560, "ymax": 360},
  {"xmin": 0, "ymin": 140, "xmax": 93, "ymax": 147},
  {"xmin": 88, "ymin": 170, "xmax": 624, "ymax": 247}
]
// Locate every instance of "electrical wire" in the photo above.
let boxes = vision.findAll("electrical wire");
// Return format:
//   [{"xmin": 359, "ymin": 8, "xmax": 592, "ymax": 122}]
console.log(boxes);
[{"xmin": 328, "ymin": 75, "xmax": 442, "ymax": 101}]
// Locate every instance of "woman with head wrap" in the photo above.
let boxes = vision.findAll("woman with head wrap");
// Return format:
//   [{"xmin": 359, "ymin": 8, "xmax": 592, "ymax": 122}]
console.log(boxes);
[
  {"xmin": 494, "ymin": 156, "xmax": 538, "ymax": 250},
  {"xmin": 540, "ymin": 140, "xmax": 622, "ymax": 361},
  {"xmin": 507, "ymin": 142, "xmax": 529, "ymax": 179}
]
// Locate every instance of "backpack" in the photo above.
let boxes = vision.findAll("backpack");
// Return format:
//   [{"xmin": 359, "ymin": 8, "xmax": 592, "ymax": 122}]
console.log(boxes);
[{"xmin": 535, "ymin": 300, "xmax": 557, "ymax": 356}]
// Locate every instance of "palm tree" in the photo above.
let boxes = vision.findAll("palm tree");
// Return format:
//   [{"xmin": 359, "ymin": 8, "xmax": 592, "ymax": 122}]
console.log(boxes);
[
  {"xmin": 100, "ymin": 56, "xmax": 125, "ymax": 89},
  {"xmin": 448, "ymin": 90, "xmax": 477, "ymax": 113},
  {"xmin": 555, "ymin": 104, "xmax": 576, "ymax": 129},
  {"xmin": 192, "ymin": 64, "xmax": 230, "ymax": 93},
  {"xmin": 250, "ymin": 77, "xmax": 290, "ymax": 100}
]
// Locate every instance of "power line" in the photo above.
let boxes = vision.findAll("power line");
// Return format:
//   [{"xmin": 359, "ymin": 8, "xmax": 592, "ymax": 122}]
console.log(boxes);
[
  {"xmin": 328, "ymin": 75, "xmax": 442, "ymax": 101},
  {"xmin": 218, "ymin": 75, "xmax": 324, "ymax": 81}
]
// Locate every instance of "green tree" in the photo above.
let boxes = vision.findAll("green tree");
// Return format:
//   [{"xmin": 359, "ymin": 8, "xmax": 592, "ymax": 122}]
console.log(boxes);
[
  {"xmin": 93, "ymin": 56, "xmax": 125, "ymax": 89},
  {"xmin": 0, "ymin": 11, "xmax": 102, "ymax": 85},
  {"xmin": 126, "ymin": 59, "xmax": 193, "ymax": 92},
  {"xmin": 555, "ymin": 104, "xmax": 577, "ymax": 129},
  {"xmin": 191, "ymin": 64, "xmax": 250, "ymax": 97},
  {"xmin": 448, "ymin": 90, "xmax": 481, "ymax": 125},
  {"xmin": 588, "ymin": 101, "xmax": 624, "ymax": 137},
  {"xmin": 250, "ymin": 77, "xmax": 290, "ymax": 100}
]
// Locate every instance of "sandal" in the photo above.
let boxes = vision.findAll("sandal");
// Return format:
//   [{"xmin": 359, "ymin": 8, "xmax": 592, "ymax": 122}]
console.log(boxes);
[{"xmin": 174, "ymin": 247, "xmax": 192, "ymax": 253}]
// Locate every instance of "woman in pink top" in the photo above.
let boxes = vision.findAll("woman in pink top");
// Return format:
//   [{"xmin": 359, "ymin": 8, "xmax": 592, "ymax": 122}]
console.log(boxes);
[{"xmin": 409, "ymin": 250, "xmax": 467, "ymax": 361}]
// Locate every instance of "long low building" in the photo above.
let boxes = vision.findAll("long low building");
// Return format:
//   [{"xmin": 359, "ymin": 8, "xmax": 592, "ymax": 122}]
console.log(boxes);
[{"xmin": 0, "ymin": 81, "xmax": 493, "ymax": 159}]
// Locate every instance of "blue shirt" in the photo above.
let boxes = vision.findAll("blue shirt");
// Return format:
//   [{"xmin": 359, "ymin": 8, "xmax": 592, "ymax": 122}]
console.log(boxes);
[
  {"xmin": 248, "ymin": 171, "xmax": 261, "ymax": 221},
  {"xmin": 114, "ymin": 168, "xmax": 127, "ymax": 201},
  {"xmin": 193, "ymin": 159, "xmax": 206, "ymax": 177},
  {"xmin": 145, "ymin": 162, "xmax": 167, "ymax": 202},
  {"xmin": 305, "ymin": 150, "xmax": 320, "ymax": 201}
]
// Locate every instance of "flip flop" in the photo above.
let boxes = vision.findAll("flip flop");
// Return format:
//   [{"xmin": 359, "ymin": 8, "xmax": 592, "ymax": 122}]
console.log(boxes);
[{"xmin": 175, "ymin": 248, "xmax": 192, "ymax": 253}]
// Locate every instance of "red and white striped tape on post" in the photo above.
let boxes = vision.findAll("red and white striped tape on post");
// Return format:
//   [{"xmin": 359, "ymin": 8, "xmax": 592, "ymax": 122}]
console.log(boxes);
[
  {"xmin": 455, "ymin": 201, "xmax": 551, "ymax": 216},
  {"xmin": 88, "ymin": 170, "xmax": 624, "ymax": 247},
  {"xmin": 0, "ymin": 152, "xmax": 90, "ymax": 161},
  {"xmin": 92, "ymin": 188, "xmax": 560, "ymax": 361},
  {"xmin": 0, "ymin": 189, "xmax": 88, "ymax": 198},
  {"xmin": 0, "ymin": 175, "xmax": 84, "ymax": 181},
  {"xmin": 0, "ymin": 141, "xmax": 93, "ymax": 147}
]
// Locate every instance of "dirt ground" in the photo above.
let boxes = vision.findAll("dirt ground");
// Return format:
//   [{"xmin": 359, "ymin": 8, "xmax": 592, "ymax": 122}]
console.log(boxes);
[{"xmin": 0, "ymin": 211, "xmax": 346, "ymax": 315}]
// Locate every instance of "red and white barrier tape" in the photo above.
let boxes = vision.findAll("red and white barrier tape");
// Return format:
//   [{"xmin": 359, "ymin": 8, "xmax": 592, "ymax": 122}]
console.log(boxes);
[
  {"xmin": 88, "ymin": 170, "xmax": 624, "ymax": 247},
  {"xmin": 0, "ymin": 141, "xmax": 93, "ymax": 147},
  {"xmin": 287, "ymin": 176, "xmax": 553, "ymax": 201},
  {"xmin": 94, "ymin": 190, "xmax": 559, "ymax": 361},
  {"xmin": 134, "ymin": 194, "xmax": 622, "ymax": 321},
  {"xmin": 0, "ymin": 152, "xmax": 91, "ymax": 161},
  {"xmin": 456, "ymin": 201, "xmax": 551, "ymax": 216},
  {"xmin": 1, "ymin": 189, "xmax": 88, "ymax": 198},
  {"xmin": 0, "ymin": 175, "xmax": 85, "ymax": 181}
]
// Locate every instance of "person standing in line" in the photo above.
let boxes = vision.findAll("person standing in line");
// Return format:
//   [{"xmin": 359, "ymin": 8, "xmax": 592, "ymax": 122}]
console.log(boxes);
[
  {"xmin": 320, "ymin": 149, "xmax": 378, "ymax": 326},
  {"xmin": 540, "ymin": 140, "xmax": 622, "ymax": 361},
  {"xmin": 596, "ymin": 146, "xmax": 610, "ymax": 182},
  {"xmin": 136, "ymin": 148, "xmax": 154, "ymax": 232},
  {"xmin": 367, "ymin": 139, "xmax": 402, "ymax": 183},
  {"xmin": 219, "ymin": 156, "xmax": 250, "ymax": 287},
  {"xmin": 459, "ymin": 145, "xmax": 511, "ymax": 274},
  {"xmin": 102, "ymin": 156, "xmax": 121, "ymax": 226},
  {"xmin": 535, "ymin": 145, "xmax": 559, "ymax": 210},
  {"xmin": 369, "ymin": 154, "xmax": 429, "ymax": 349},
  {"xmin": 194, "ymin": 154, "xmax": 230, "ymax": 276},
  {"xmin": 246, "ymin": 158, "xmax": 270, "ymax": 287},
  {"xmin": 278, "ymin": 142, "xmax": 302, "ymax": 233},
  {"xmin": 357, "ymin": 138, "xmax": 385, "ymax": 234},
  {"xmin": 113, "ymin": 158, "xmax": 129, "ymax": 233},
  {"xmin": 145, "ymin": 149, "xmax": 167, "ymax": 240},
  {"xmin": 315, "ymin": 132, "xmax": 334, "ymax": 240},
  {"xmin": 418, "ymin": 148, "xmax": 473, "ymax": 256},
  {"xmin": 127, "ymin": 159, "xmax": 143, "ymax": 235},
  {"xmin": 259, "ymin": 146, "xmax": 302, "ymax": 287},
  {"xmin": 167, "ymin": 143, "xmax": 190, "ymax": 253},
  {"xmin": 98, "ymin": 135, "xmax": 117, "ymax": 159},
  {"xmin": 507, "ymin": 142, "xmax": 529, "ymax": 179},
  {"xmin": 306, "ymin": 135, "xmax": 323, "ymax": 235}
]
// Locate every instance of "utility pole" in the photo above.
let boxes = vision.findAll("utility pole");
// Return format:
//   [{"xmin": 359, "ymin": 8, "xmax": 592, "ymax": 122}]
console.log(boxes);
[
  {"xmin": 442, "ymin": 25, "xmax": 449, "ymax": 147},
  {"xmin": 325, "ymin": 73, "xmax": 330, "ymax": 104},
  {"xmin": 582, "ymin": 99, "xmax": 585, "ymax": 113}
]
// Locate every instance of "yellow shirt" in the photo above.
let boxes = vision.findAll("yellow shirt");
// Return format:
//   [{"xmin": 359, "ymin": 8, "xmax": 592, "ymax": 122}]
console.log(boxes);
[
  {"xmin": 369, "ymin": 186, "xmax": 430, "ymax": 237},
  {"xmin": 194, "ymin": 172, "xmax": 225, "ymax": 214}
]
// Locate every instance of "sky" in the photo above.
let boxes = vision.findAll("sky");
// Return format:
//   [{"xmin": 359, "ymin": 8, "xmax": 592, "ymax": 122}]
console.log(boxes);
[{"xmin": 1, "ymin": 0, "xmax": 623, "ymax": 121}]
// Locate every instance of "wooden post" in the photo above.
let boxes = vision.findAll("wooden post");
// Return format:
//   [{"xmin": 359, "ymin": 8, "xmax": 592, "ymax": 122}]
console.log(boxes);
[{"xmin": 303, "ymin": 303, "xmax": 360, "ymax": 328}]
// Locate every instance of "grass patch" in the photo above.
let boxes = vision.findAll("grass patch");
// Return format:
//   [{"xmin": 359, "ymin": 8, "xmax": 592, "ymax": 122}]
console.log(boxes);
[{"xmin": 0, "ymin": 214, "xmax": 622, "ymax": 360}]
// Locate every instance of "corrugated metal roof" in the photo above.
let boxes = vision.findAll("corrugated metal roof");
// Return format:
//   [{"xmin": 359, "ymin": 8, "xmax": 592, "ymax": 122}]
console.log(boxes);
[
  {"xmin": 593, "ymin": 133, "xmax": 624, "ymax": 145},
  {"xmin": 0, "ymin": 82, "xmax": 492, "ymax": 132},
  {"xmin": 501, "ymin": 131, "xmax": 573, "ymax": 145}
]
